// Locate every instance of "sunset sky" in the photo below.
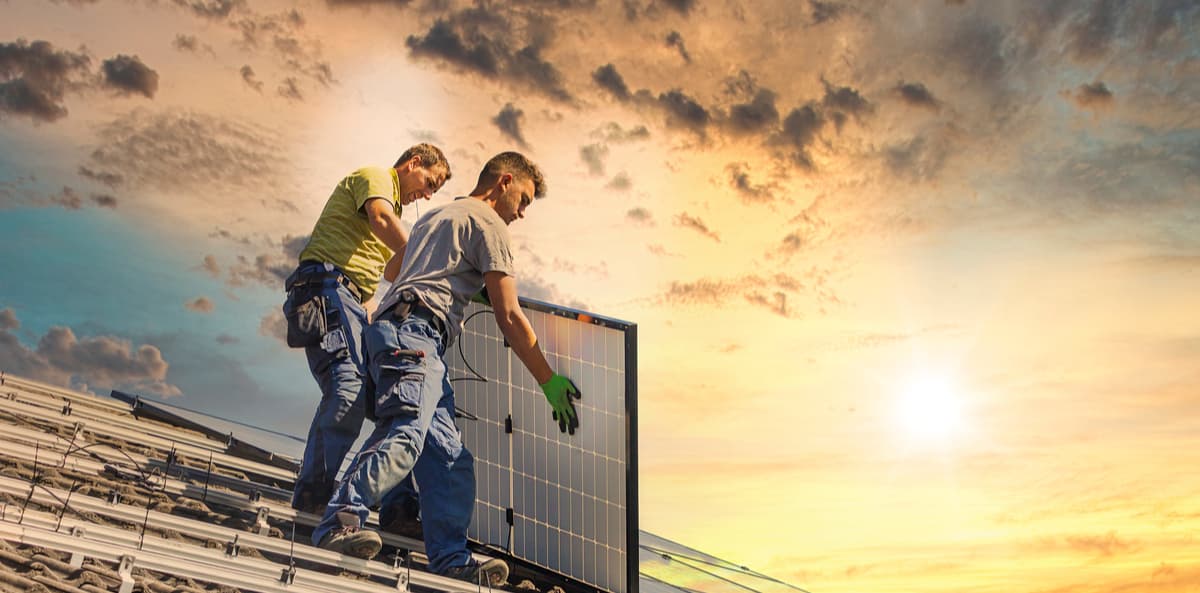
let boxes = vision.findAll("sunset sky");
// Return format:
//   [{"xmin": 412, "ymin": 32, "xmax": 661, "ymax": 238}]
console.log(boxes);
[{"xmin": 2, "ymin": 1, "xmax": 1199, "ymax": 591}]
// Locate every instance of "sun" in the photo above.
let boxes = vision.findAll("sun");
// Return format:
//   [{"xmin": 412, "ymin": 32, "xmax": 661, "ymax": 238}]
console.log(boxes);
[{"xmin": 895, "ymin": 373, "xmax": 965, "ymax": 440}]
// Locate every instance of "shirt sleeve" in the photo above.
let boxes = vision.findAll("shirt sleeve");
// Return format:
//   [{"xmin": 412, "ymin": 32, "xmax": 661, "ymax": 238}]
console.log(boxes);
[{"xmin": 350, "ymin": 167, "xmax": 399, "ymax": 212}]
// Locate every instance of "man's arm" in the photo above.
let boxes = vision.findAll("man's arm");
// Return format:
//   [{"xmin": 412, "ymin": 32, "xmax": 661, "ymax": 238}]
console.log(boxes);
[
  {"xmin": 485, "ymin": 271, "xmax": 552, "ymax": 383},
  {"xmin": 485, "ymin": 271, "xmax": 582, "ymax": 434},
  {"xmin": 364, "ymin": 197, "xmax": 409, "ymax": 272}
]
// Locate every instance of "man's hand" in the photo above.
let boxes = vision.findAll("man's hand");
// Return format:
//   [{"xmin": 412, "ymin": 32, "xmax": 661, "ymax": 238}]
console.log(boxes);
[{"xmin": 539, "ymin": 375, "xmax": 581, "ymax": 435}]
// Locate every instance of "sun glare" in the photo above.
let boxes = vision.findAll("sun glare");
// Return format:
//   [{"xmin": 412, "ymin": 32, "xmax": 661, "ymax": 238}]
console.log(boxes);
[{"xmin": 896, "ymin": 373, "xmax": 965, "ymax": 441}]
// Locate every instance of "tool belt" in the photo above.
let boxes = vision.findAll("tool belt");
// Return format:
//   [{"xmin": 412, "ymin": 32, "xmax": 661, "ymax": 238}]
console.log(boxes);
[
  {"xmin": 383, "ymin": 289, "xmax": 448, "ymax": 342},
  {"xmin": 282, "ymin": 262, "xmax": 362, "ymax": 348}
]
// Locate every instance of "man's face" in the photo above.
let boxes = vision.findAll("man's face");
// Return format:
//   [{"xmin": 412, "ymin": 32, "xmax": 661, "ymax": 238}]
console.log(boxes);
[
  {"xmin": 398, "ymin": 161, "xmax": 448, "ymax": 205},
  {"xmin": 495, "ymin": 175, "xmax": 534, "ymax": 225}
]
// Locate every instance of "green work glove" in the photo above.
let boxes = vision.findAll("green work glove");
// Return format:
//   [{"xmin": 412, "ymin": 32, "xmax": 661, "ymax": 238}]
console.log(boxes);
[{"xmin": 539, "ymin": 374, "xmax": 582, "ymax": 435}]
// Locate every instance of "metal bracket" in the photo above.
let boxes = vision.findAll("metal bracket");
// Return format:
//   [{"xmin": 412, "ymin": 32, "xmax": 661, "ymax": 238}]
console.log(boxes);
[
  {"xmin": 68, "ymin": 526, "xmax": 86, "ymax": 569},
  {"xmin": 255, "ymin": 506, "xmax": 271, "ymax": 536},
  {"xmin": 61, "ymin": 401, "xmax": 72, "ymax": 416},
  {"xmin": 394, "ymin": 550, "xmax": 411, "ymax": 592},
  {"xmin": 279, "ymin": 563, "xmax": 297, "ymax": 585},
  {"xmin": 107, "ymin": 489, "xmax": 122, "ymax": 505},
  {"xmin": 117, "ymin": 555, "xmax": 135, "ymax": 593},
  {"xmin": 225, "ymin": 533, "xmax": 241, "ymax": 558}
]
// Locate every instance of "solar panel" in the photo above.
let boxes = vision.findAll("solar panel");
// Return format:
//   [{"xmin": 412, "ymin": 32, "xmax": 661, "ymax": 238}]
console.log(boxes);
[{"xmin": 448, "ymin": 298, "xmax": 638, "ymax": 593}]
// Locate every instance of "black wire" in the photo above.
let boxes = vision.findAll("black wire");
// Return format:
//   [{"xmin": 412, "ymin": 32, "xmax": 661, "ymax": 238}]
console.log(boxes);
[{"xmin": 449, "ymin": 309, "xmax": 493, "ymax": 385}]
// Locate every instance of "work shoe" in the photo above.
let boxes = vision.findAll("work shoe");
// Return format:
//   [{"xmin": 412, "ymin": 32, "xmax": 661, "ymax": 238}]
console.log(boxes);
[
  {"xmin": 443, "ymin": 558, "xmax": 510, "ymax": 587},
  {"xmin": 318, "ymin": 512, "xmax": 382, "ymax": 559}
]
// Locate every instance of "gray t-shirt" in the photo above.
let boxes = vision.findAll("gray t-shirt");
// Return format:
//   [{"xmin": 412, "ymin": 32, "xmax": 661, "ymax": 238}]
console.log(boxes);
[{"xmin": 377, "ymin": 197, "xmax": 515, "ymax": 346}]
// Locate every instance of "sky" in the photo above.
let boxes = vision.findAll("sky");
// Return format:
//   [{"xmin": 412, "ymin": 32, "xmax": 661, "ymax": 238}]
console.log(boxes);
[{"xmin": 1, "ymin": 0, "xmax": 1199, "ymax": 591}]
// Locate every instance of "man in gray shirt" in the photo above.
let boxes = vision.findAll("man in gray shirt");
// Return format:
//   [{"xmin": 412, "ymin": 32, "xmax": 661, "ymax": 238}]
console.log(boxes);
[{"xmin": 311, "ymin": 152, "xmax": 581, "ymax": 586}]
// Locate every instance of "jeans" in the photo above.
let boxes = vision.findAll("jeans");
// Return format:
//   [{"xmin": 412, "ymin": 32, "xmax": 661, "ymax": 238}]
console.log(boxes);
[
  {"xmin": 287, "ymin": 262, "xmax": 369, "ymax": 511},
  {"xmin": 312, "ymin": 307, "xmax": 476, "ymax": 574}
]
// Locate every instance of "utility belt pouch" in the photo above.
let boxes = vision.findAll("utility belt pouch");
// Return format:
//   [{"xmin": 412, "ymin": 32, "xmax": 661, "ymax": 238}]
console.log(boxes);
[{"xmin": 283, "ymin": 279, "xmax": 326, "ymax": 348}]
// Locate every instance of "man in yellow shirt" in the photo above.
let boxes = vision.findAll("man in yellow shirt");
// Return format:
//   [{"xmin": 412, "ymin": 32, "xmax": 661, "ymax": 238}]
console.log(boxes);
[{"xmin": 283, "ymin": 144, "xmax": 450, "ymax": 515}]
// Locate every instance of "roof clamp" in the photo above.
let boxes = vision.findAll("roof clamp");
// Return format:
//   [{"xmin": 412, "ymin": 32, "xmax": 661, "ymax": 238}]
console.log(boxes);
[
  {"xmin": 279, "ymin": 562, "xmax": 297, "ymax": 585},
  {"xmin": 117, "ymin": 555, "xmax": 135, "ymax": 593},
  {"xmin": 107, "ymin": 489, "xmax": 122, "ymax": 506},
  {"xmin": 68, "ymin": 526, "xmax": 87, "ymax": 570},
  {"xmin": 249, "ymin": 489, "xmax": 263, "ymax": 503},
  {"xmin": 61, "ymin": 401, "xmax": 72, "ymax": 416},
  {"xmin": 255, "ymin": 506, "xmax": 271, "ymax": 536},
  {"xmin": 394, "ymin": 551, "xmax": 411, "ymax": 592},
  {"xmin": 225, "ymin": 534, "xmax": 241, "ymax": 558}
]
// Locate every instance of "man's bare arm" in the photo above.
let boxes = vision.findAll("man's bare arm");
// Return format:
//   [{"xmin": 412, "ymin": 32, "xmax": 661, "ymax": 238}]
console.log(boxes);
[
  {"xmin": 364, "ymin": 197, "xmax": 408, "ymax": 272},
  {"xmin": 485, "ymin": 271, "xmax": 553, "ymax": 384}
]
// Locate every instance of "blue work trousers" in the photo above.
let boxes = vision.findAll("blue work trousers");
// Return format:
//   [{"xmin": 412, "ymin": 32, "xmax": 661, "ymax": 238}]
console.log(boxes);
[
  {"xmin": 287, "ymin": 262, "xmax": 369, "ymax": 511},
  {"xmin": 312, "ymin": 308, "xmax": 475, "ymax": 574}
]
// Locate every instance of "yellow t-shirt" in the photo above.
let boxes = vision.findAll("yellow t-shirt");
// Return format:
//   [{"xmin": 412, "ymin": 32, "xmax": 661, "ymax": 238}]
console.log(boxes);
[{"xmin": 298, "ymin": 166, "xmax": 400, "ymax": 301}]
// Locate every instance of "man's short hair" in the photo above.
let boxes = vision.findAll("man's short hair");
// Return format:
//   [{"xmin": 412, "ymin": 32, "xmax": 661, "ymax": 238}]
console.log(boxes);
[
  {"xmin": 394, "ymin": 143, "xmax": 451, "ymax": 181},
  {"xmin": 472, "ymin": 151, "xmax": 546, "ymax": 198}
]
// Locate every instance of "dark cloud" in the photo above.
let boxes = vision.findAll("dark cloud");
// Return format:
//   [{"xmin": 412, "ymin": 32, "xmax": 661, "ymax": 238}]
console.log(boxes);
[
  {"xmin": 0, "ymin": 307, "xmax": 180, "ymax": 397},
  {"xmin": 593, "ymin": 122, "xmax": 649, "ymax": 143},
  {"xmin": 776, "ymin": 104, "xmax": 824, "ymax": 170},
  {"xmin": 406, "ymin": 9, "xmax": 572, "ymax": 102},
  {"xmin": 626, "ymin": 207, "xmax": 654, "ymax": 225},
  {"xmin": 517, "ymin": 273, "xmax": 588, "ymax": 310},
  {"xmin": 83, "ymin": 109, "xmax": 282, "ymax": 195},
  {"xmin": 884, "ymin": 135, "xmax": 948, "ymax": 182},
  {"xmin": 744, "ymin": 291, "xmax": 791, "ymax": 317},
  {"xmin": 821, "ymin": 79, "xmax": 872, "ymax": 132},
  {"xmin": 810, "ymin": 0, "xmax": 846, "ymax": 24},
  {"xmin": 215, "ymin": 333, "xmax": 240, "ymax": 345},
  {"xmin": 607, "ymin": 172, "xmax": 632, "ymax": 191},
  {"xmin": 895, "ymin": 81, "xmax": 941, "ymax": 111},
  {"xmin": 727, "ymin": 89, "xmax": 780, "ymax": 135},
  {"xmin": 51, "ymin": 186, "xmax": 82, "ymax": 210},
  {"xmin": 78, "ymin": 166, "xmax": 123, "ymax": 188},
  {"xmin": 945, "ymin": 18, "xmax": 1010, "ymax": 87},
  {"xmin": 726, "ymin": 163, "xmax": 779, "ymax": 203},
  {"xmin": 185, "ymin": 297, "xmax": 215, "ymax": 313},
  {"xmin": 580, "ymin": 143, "xmax": 608, "ymax": 176},
  {"xmin": 664, "ymin": 278, "xmax": 737, "ymax": 305},
  {"xmin": 278, "ymin": 76, "xmax": 303, "ymax": 100},
  {"xmin": 657, "ymin": 89, "xmax": 710, "ymax": 135},
  {"xmin": 101, "ymin": 54, "xmax": 159, "ymax": 98},
  {"xmin": 240, "ymin": 64, "xmax": 264, "ymax": 92},
  {"xmin": 91, "ymin": 193, "xmax": 117, "ymax": 208},
  {"xmin": 662, "ymin": 274, "xmax": 810, "ymax": 317},
  {"xmin": 1065, "ymin": 81, "xmax": 1114, "ymax": 111},
  {"xmin": 227, "ymin": 234, "xmax": 308, "ymax": 288},
  {"xmin": 1066, "ymin": 0, "xmax": 1124, "ymax": 62},
  {"xmin": 172, "ymin": 34, "xmax": 202, "ymax": 53},
  {"xmin": 492, "ymin": 103, "xmax": 529, "ymax": 149},
  {"xmin": 0, "ymin": 39, "xmax": 92, "ymax": 123},
  {"xmin": 199, "ymin": 254, "xmax": 221, "ymax": 278},
  {"xmin": 592, "ymin": 63, "xmax": 630, "ymax": 101},
  {"xmin": 172, "ymin": 0, "xmax": 245, "ymax": 20},
  {"xmin": 661, "ymin": 0, "xmax": 695, "ymax": 15},
  {"xmin": 326, "ymin": 0, "xmax": 418, "ymax": 5},
  {"xmin": 674, "ymin": 212, "xmax": 720, "ymax": 241},
  {"xmin": 665, "ymin": 31, "xmax": 691, "ymax": 63}
]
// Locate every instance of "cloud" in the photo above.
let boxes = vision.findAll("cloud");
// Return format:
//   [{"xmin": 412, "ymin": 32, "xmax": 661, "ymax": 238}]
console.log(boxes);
[
  {"xmin": 227, "ymin": 234, "xmax": 307, "ymax": 288},
  {"xmin": 258, "ymin": 309, "xmax": 287, "ymax": 344},
  {"xmin": 78, "ymin": 166, "xmax": 123, "ymax": 188},
  {"xmin": 607, "ymin": 172, "xmax": 632, "ymax": 191},
  {"xmin": 91, "ymin": 193, "xmax": 117, "ymax": 208},
  {"xmin": 821, "ymin": 79, "xmax": 872, "ymax": 132},
  {"xmin": 50, "ymin": 186, "xmax": 82, "ymax": 209},
  {"xmin": 580, "ymin": 143, "xmax": 608, "ymax": 176},
  {"xmin": 1066, "ymin": 0, "xmax": 1123, "ymax": 62},
  {"xmin": 171, "ymin": 34, "xmax": 211, "ymax": 54},
  {"xmin": 662, "ymin": 273, "xmax": 810, "ymax": 317},
  {"xmin": 810, "ymin": 0, "xmax": 847, "ymax": 24},
  {"xmin": 895, "ymin": 81, "xmax": 940, "ymax": 111},
  {"xmin": 0, "ymin": 39, "xmax": 92, "ymax": 123},
  {"xmin": 656, "ymin": 89, "xmax": 710, "ymax": 135},
  {"xmin": 184, "ymin": 296, "xmax": 215, "ymax": 313},
  {"xmin": 592, "ymin": 122, "xmax": 650, "ymax": 143},
  {"xmin": 101, "ymin": 54, "xmax": 159, "ymax": 98},
  {"xmin": 278, "ymin": 76, "xmax": 303, "ymax": 100},
  {"xmin": 83, "ymin": 108, "xmax": 283, "ymax": 196},
  {"xmin": 592, "ymin": 63, "xmax": 630, "ymax": 101},
  {"xmin": 674, "ymin": 212, "xmax": 720, "ymax": 242},
  {"xmin": 215, "ymin": 333, "xmax": 239, "ymax": 345},
  {"xmin": 726, "ymin": 89, "xmax": 780, "ymax": 135},
  {"xmin": 405, "ymin": 8, "xmax": 572, "ymax": 102},
  {"xmin": 1064, "ymin": 81, "xmax": 1114, "ymax": 111},
  {"xmin": 199, "ymin": 254, "xmax": 221, "ymax": 278},
  {"xmin": 661, "ymin": 0, "xmax": 695, "ymax": 16},
  {"xmin": 626, "ymin": 207, "xmax": 654, "ymax": 225},
  {"xmin": 774, "ymin": 104, "xmax": 824, "ymax": 170},
  {"xmin": 726, "ymin": 163, "xmax": 779, "ymax": 203},
  {"xmin": 0, "ymin": 307, "xmax": 181, "ymax": 397},
  {"xmin": 517, "ymin": 273, "xmax": 588, "ymax": 310},
  {"xmin": 492, "ymin": 103, "xmax": 529, "ymax": 149},
  {"xmin": 884, "ymin": 134, "xmax": 948, "ymax": 182},
  {"xmin": 240, "ymin": 64, "xmax": 264, "ymax": 92},
  {"xmin": 665, "ymin": 31, "xmax": 691, "ymax": 63},
  {"xmin": 172, "ymin": 0, "xmax": 246, "ymax": 20},
  {"xmin": 1063, "ymin": 531, "xmax": 1140, "ymax": 557}
]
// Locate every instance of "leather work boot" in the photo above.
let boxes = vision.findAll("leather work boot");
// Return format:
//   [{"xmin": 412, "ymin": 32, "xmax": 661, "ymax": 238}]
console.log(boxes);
[
  {"xmin": 318, "ymin": 512, "xmax": 382, "ymax": 559},
  {"xmin": 442, "ymin": 558, "xmax": 510, "ymax": 587}
]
